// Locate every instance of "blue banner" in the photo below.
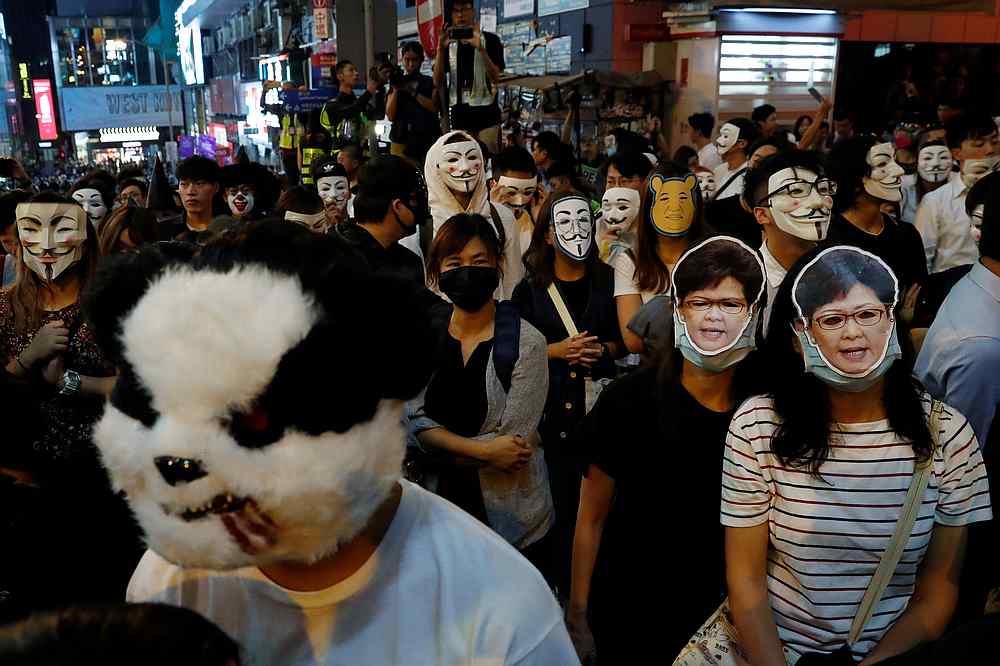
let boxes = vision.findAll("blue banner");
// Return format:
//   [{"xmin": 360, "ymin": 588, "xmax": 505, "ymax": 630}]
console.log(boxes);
[{"xmin": 280, "ymin": 88, "xmax": 338, "ymax": 113}]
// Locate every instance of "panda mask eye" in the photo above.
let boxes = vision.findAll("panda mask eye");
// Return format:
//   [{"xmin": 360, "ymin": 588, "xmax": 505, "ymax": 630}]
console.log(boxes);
[{"xmin": 226, "ymin": 403, "xmax": 284, "ymax": 449}]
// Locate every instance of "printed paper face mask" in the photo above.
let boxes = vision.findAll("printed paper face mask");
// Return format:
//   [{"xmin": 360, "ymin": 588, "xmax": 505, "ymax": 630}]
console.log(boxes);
[
  {"xmin": 863, "ymin": 142, "xmax": 905, "ymax": 202},
  {"xmin": 437, "ymin": 140, "xmax": 483, "ymax": 193},
  {"xmin": 961, "ymin": 155, "xmax": 1000, "ymax": 189},
  {"xmin": 225, "ymin": 186, "xmax": 255, "ymax": 218},
  {"xmin": 792, "ymin": 246, "xmax": 901, "ymax": 392},
  {"xmin": 72, "ymin": 187, "xmax": 109, "ymax": 227},
  {"xmin": 916, "ymin": 145, "xmax": 953, "ymax": 184},
  {"xmin": 671, "ymin": 236, "xmax": 765, "ymax": 373},
  {"xmin": 764, "ymin": 167, "xmax": 834, "ymax": 242},
  {"xmin": 496, "ymin": 176, "xmax": 537, "ymax": 215},
  {"xmin": 551, "ymin": 195, "xmax": 593, "ymax": 261},
  {"xmin": 600, "ymin": 187, "xmax": 640, "ymax": 236},
  {"xmin": 648, "ymin": 173, "xmax": 698, "ymax": 237},
  {"xmin": 696, "ymin": 171, "xmax": 716, "ymax": 200},
  {"xmin": 316, "ymin": 176, "xmax": 350, "ymax": 212},
  {"xmin": 285, "ymin": 210, "xmax": 329, "ymax": 234},
  {"xmin": 16, "ymin": 202, "xmax": 89, "ymax": 282},
  {"xmin": 716, "ymin": 123, "xmax": 740, "ymax": 156},
  {"xmin": 971, "ymin": 203, "xmax": 984, "ymax": 245}
]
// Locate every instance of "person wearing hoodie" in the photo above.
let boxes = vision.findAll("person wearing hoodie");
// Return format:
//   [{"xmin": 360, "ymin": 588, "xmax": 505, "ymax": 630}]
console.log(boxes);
[{"xmin": 426, "ymin": 130, "xmax": 522, "ymax": 299}]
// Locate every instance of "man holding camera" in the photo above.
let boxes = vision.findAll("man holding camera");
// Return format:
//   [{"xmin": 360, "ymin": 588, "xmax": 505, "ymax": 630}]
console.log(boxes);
[
  {"xmin": 320, "ymin": 60, "xmax": 380, "ymax": 153},
  {"xmin": 433, "ymin": 0, "xmax": 505, "ymax": 154},
  {"xmin": 386, "ymin": 42, "xmax": 440, "ymax": 164}
]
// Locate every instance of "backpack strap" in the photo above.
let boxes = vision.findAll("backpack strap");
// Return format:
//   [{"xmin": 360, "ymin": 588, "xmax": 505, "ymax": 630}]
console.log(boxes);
[
  {"xmin": 487, "ymin": 202, "xmax": 508, "ymax": 253},
  {"xmin": 492, "ymin": 301, "xmax": 521, "ymax": 393}
]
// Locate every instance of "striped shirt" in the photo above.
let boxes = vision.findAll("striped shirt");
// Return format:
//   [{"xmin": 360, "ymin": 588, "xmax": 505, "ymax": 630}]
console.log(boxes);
[{"xmin": 721, "ymin": 394, "xmax": 992, "ymax": 663}]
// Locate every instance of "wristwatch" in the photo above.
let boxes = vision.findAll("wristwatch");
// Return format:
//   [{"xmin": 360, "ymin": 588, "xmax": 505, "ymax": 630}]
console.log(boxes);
[{"xmin": 57, "ymin": 369, "xmax": 82, "ymax": 396}]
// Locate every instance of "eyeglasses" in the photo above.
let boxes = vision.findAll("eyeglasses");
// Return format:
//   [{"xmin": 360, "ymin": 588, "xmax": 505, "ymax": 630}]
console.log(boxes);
[
  {"xmin": 812, "ymin": 307, "xmax": 887, "ymax": 330},
  {"xmin": 683, "ymin": 298, "xmax": 747, "ymax": 315},
  {"xmin": 766, "ymin": 178, "xmax": 837, "ymax": 202}
]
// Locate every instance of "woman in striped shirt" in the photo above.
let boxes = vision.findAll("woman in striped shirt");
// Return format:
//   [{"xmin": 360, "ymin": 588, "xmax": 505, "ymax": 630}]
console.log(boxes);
[{"xmin": 723, "ymin": 246, "xmax": 992, "ymax": 664}]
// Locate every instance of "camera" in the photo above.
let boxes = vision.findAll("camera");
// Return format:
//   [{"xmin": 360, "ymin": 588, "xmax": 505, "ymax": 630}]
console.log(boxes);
[
  {"xmin": 387, "ymin": 65, "xmax": 406, "ymax": 89},
  {"xmin": 449, "ymin": 26, "xmax": 473, "ymax": 40}
]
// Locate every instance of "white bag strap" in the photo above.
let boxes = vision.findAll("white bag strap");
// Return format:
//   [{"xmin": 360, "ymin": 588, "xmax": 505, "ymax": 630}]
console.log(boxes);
[
  {"xmin": 847, "ymin": 400, "xmax": 944, "ymax": 646},
  {"xmin": 547, "ymin": 282, "xmax": 580, "ymax": 337}
]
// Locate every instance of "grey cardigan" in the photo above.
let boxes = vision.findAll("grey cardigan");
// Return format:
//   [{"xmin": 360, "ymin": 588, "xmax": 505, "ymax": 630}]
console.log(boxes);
[{"xmin": 407, "ymin": 318, "xmax": 554, "ymax": 549}]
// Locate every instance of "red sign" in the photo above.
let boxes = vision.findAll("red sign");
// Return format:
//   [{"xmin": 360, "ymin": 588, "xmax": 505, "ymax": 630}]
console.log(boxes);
[
  {"xmin": 417, "ymin": 0, "xmax": 444, "ymax": 58},
  {"xmin": 32, "ymin": 79, "xmax": 58, "ymax": 141},
  {"xmin": 625, "ymin": 24, "xmax": 671, "ymax": 43}
]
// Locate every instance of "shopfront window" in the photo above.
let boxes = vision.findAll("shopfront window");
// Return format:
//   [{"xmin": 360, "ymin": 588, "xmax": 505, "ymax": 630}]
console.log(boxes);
[
  {"xmin": 58, "ymin": 25, "xmax": 89, "ymax": 86},
  {"xmin": 90, "ymin": 26, "xmax": 138, "ymax": 85}
]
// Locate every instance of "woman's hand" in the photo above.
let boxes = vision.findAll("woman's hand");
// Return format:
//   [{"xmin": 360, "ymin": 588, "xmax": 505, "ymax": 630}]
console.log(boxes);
[
  {"xmin": 900, "ymin": 283, "xmax": 921, "ymax": 324},
  {"xmin": 22, "ymin": 320, "xmax": 69, "ymax": 367},
  {"xmin": 41, "ymin": 355, "xmax": 64, "ymax": 386},
  {"xmin": 438, "ymin": 24, "xmax": 452, "ymax": 52},
  {"xmin": 483, "ymin": 434, "xmax": 531, "ymax": 472},
  {"xmin": 551, "ymin": 332, "xmax": 599, "ymax": 362},
  {"xmin": 566, "ymin": 607, "xmax": 597, "ymax": 664}
]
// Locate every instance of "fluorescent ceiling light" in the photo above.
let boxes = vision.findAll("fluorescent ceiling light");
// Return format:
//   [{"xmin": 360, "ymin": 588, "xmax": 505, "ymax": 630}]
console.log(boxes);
[{"xmin": 722, "ymin": 8, "xmax": 836, "ymax": 14}]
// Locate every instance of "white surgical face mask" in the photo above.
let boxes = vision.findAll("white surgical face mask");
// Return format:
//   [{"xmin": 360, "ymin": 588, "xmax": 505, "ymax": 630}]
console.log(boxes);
[
  {"xmin": 916, "ymin": 145, "xmax": 953, "ymax": 184},
  {"xmin": 225, "ymin": 187, "xmax": 255, "ymax": 218},
  {"xmin": 72, "ymin": 187, "xmax": 108, "ymax": 227},
  {"xmin": 496, "ymin": 175, "xmax": 537, "ymax": 214},
  {"xmin": 716, "ymin": 123, "xmax": 740, "ymax": 156},
  {"xmin": 15, "ymin": 202, "xmax": 89, "ymax": 282},
  {"xmin": 971, "ymin": 203, "xmax": 984, "ymax": 245},
  {"xmin": 317, "ymin": 176, "xmax": 350, "ymax": 211},
  {"xmin": 961, "ymin": 155, "xmax": 1000, "ymax": 188},
  {"xmin": 285, "ymin": 210, "xmax": 329, "ymax": 234},
  {"xmin": 765, "ymin": 167, "xmax": 833, "ymax": 242},
  {"xmin": 438, "ymin": 140, "xmax": 483, "ymax": 193},
  {"xmin": 696, "ymin": 171, "xmax": 716, "ymax": 200},
  {"xmin": 600, "ymin": 187, "xmax": 640, "ymax": 235},
  {"xmin": 863, "ymin": 142, "xmax": 905, "ymax": 202},
  {"xmin": 551, "ymin": 195, "xmax": 593, "ymax": 261}
]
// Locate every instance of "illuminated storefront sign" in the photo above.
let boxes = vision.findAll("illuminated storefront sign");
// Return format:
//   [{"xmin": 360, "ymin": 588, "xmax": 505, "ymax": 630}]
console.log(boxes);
[{"xmin": 32, "ymin": 79, "xmax": 59, "ymax": 141}]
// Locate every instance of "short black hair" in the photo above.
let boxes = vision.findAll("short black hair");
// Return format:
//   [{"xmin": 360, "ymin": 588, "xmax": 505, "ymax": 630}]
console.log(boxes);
[
  {"xmin": 492, "ymin": 146, "xmax": 536, "ymax": 176},
  {"xmin": 335, "ymin": 59, "xmax": 355, "ymax": 76},
  {"xmin": 945, "ymin": 113, "xmax": 998, "ymax": 150},
  {"xmin": 400, "ymin": 41, "xmax": 424, "ymax": 59},
  {"xmin": 966, "ymin": 170, "xmax": 1000, "ymax": 261},
  {"xmin": 339, "ymin": 142, "xmax": 364, "ymax": 163},
  {"xmin": 353, "ymin": 155, "xmax": 422, "ymax": 222},
  {"xmin": 827, "ymin": 135, "xmax": 880, "ymax": 213},
  {"xmin": 724, "ymin": 117, "xmax": 760, "ymax": 153},
  {"xmin": 744, "ymin": 149, "xmax": 826, "ymax": 208},
  {"xmin": 752, "ymin": 104, "xmax": 777, "ymax": 124},
  {"xmin": 604, "ymin": 150, "xmax": 653, "ymax": 182},
  {"xmin": 748, "ymin": 134, "xmax": 792, "ymax": 159},
  {"xmin": 176, "ymin": 156, "xmax": 222, "ymax": 184},
  {"xmin": 688, "ymin": 112, "xmax": 715, "ymax": 138},
  {"xmin": 533, "ymin": 131, "xmax": 563, "ymax": 160},
  {"xmin": 276, "ymin": 185, "xmax": 324, "ymax": 215},
  {"xmin": 0, "ymin": 189, "xmax": 30, "ymax": 233}
]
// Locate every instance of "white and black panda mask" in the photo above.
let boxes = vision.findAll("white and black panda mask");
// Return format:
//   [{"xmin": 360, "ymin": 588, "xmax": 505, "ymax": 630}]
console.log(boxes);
[{"xmin": 89, "ymin": 224, "xmax": 434, "ymax": 570}]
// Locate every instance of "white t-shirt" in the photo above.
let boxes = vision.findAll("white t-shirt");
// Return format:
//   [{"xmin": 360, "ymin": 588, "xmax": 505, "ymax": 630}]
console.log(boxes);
[
  {"xmin": 721, "ymin": 395, "xmax": 992, "ymax": 663},
  {"xmin": 127, "ymin": 481, "xmax": 578, "ymax": 666},
  {"xmin": 490, "ymin": 202, "xmax": 525, "ymax": 300},
  {"xmin": 609, "ymin": 250, "xmax": 661, "ymax": 304},
  {"xmin": 697, "ymin": 142, "xmax": 722, "ymax": 170},
  {"xmin": 712, "ymin": 161, "xmax": 747, "ymax": 200}
]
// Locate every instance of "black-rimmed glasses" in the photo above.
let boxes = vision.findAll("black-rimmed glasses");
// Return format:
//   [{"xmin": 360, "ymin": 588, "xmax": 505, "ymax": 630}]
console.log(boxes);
[{"xmin": 767, "ymin": 178, "xmax": 837, "ymax": 201}]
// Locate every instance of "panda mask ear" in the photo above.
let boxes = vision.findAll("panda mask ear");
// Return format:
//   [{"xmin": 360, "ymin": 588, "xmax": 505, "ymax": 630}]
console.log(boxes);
[{"xmin": 83, "ymin": 244, "xmax": 191, "ymax": 365}]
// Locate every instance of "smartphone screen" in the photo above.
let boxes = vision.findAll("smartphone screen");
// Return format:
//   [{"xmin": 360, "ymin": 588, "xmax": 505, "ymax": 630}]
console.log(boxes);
[{"xmin": 450, "ymin": 27, "xmax": 473, "ymax": 40}]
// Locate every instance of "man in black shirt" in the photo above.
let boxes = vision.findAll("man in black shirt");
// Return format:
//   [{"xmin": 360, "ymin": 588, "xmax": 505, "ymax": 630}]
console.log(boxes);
[
  {"xmin": 320, "ymin": 60, "xmax": 380, "ymax": 152},
  {"xmin": 433, "ymin": 0, "xmax": 505, "ymax": 153},
  {"xmin": 387, "ymin": 41, "xmax": 440, "ymax": 164}
]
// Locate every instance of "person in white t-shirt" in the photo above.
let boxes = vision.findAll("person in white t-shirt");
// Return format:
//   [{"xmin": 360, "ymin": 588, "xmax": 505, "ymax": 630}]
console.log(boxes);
[
  {"xmin": 688, "ymin": 112, "xmax": 722, "ymax": 170},
  {"xmin": 725, "ymin": 246, "xmax": 992, "ymax": 665},
  {"xmin": 711, "ymin": 117, "xmax": 759, "ymax": 201},
  {"xmin": 86, "ymin": 222, "xmax": 578, "ymax": 666}
]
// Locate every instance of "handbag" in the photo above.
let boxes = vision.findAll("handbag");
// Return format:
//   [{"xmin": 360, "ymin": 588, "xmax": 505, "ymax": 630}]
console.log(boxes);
[
  {"xmin": 672, "ymin": 401, "xmax": 944, "ymax": 666},
  {"xmin": 546, "ymin": 282, "xmax": 609, "ymax": 413}
]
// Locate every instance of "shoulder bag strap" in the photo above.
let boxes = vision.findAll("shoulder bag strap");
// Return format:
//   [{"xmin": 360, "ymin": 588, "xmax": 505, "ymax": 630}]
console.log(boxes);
[
  {"xmin": 487, "ymin": 203, "xmax": 508, "ymax": 252},
  {"xmin": 546, "ymin": 282, "xmax": 579, "ymax": 338},
  {"xmin": 711, "ymin": 166, "xmax": 747, "ymax": 202},
  {"xmin": 847, "ymin": 399, "xmax": 944, "ymax": 646}
]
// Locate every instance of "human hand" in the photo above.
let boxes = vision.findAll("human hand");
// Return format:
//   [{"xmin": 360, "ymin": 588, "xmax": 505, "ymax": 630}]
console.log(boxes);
[
  {"xmin": 22, "ymin": 320, "xmax": 69, "ymax": 367},
  {"xmin": 566, "ymin": 335, "xmax": 602, "ymax": 367},
  {"xmin": 901, "ymin": 283, "xmax": 921, "ymax": 324},
  {"xmin": 489, "ymin": 181, "xmax": 508, "ymax": 205},
  {"xmin": 41, "ymin": 355, "xmax": 64, "ymax": 386},
  {"xmin": 566, "ymin": 607, "xmax": 597, "ymax": 664},
  {"xmin": 439, "ymin": 24, "xmax": 452, "ymax": 51},
  {"xmin": 463, "ymin": 25, "xmax": 483, "ymax": 50},
  {"xmin": 484, "ymin": 434, "xmax": 531, "ymax": 472}
]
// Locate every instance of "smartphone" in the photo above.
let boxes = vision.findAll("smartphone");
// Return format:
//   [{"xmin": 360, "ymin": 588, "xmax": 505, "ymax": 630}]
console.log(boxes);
[
  {"xmin": 449, "ymin": 26, "xmax": 473, "ymax": 40},
  {"xmin": 807, "ymin": 86, "xmax": 824, "ymax": 103}
]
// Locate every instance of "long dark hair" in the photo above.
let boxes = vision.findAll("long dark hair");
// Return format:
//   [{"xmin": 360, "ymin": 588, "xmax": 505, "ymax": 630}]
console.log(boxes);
[
  {"xmin": 522, "ymin": 187, "xmax": 598, "ymax": 288},
  {"xmin": 633, "ymin": 161, "xmax": 709, "ymax": 294},
  {"xmin": 763, "ymin": 247, "xmax": 933, "ymax": 474}
]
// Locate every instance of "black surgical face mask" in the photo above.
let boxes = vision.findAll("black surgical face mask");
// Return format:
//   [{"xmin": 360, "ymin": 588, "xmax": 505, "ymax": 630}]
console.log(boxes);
[{"xmin": 438, "ymin": 265, "xmax": 499, "ymax": 312}]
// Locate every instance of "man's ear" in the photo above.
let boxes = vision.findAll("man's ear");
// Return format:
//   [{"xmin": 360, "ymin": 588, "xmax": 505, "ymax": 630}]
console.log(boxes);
[
  {"xmin": 752, "ymin": 204, "xmax": 773, "ymax": 228},
  {"xmin": 735, "ymin": 139, "xmax": 749, "ymax": 154}
]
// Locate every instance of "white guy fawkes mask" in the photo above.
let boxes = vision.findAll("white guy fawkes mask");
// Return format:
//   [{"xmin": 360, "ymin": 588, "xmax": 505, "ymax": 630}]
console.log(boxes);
[
  {"xmin": 285, "ymin": 210, "xmax": 329, "ymax": 234},
  {"xmin": 16, "ymin": 202, "xmax": 89, "ymax": 282},
  {"xmin": 961, "ymin": 155, "xmax": 1000, "ymax": 189},
  {"xmin": 971, "ymin": 203, "xmax": 984, "ymax": 246},
  {"xmin": 863, "ymin": 142, "xmax": 905, "ymax": 202},
  {"xmin": 72, "ymin": 187, "xmax": 109, "ymax": 227},
  {"xmin": 600, "ymin": 187, "xmax": 640, "ymax": 236},
  {"xmin": 696, "ymin": 171, "xmax": 717, "ymax": 200},
  {"xmin": 496, "ymin": 175, "xmax": 537, "ymax": 216},
  {"xmin": 716, "ymin": 123, "xmax": 740, "ymax": 156},
  {"xmin": 317, "ymin": 176, "xmax": 350, "ymax": 212},
  {"xmin": 225, "ymin": 186, "xmax": 255, "ymax": 218},
  {"xmin": 764, "ymin": 167, "xmax": 834, "ymax": 242},
  {"xmin": 551, "ymin": 195, "xmax": 593, "ymax": 261},
  {"xmin": 438, "ymin": 140, "xmax": 483, "ymax": 193},
  {"xmin": 916, "ymin": 145, "xmax": 954, "ymax": 184}
]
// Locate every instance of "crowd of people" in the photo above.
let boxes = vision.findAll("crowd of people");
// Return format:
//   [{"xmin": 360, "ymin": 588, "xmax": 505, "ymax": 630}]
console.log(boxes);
[{"xmin": 1, "ymin": 32, "xmax": 999, "ymax": 666}]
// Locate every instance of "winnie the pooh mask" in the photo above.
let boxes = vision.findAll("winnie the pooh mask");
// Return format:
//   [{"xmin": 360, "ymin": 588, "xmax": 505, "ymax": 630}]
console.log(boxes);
[{"xmin": 648, "ymin": 173, "xmax": 698, "ymax": 237}]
